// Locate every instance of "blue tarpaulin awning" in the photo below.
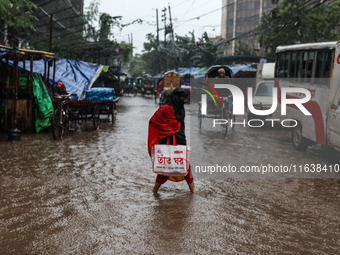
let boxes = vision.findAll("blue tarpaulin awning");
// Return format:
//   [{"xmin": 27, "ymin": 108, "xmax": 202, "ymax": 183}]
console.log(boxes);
[
  {"xmin": 2, "ymin": 57, "xmax": 103, "ymax": 99},
  {"xmin": 227, "ymin": 64, "xmax": 257, "ymax": 77},
  {"xmin": 0, "ymin": 51, "xmax": 10, "ymax": 60}
]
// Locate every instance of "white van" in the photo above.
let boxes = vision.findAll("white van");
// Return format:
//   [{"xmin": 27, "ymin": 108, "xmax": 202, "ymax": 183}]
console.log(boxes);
[
  {"xmin": 275, "ymin": 41, "xmax": 340, "ymax": 151},
  {"xmin": 247, "ymin": 63, "xmax": 275, "ymax": 121}
]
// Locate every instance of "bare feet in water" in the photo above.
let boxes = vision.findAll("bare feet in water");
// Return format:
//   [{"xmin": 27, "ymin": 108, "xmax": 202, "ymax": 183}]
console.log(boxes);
[
  {"xmin": 153, "ymin": 182, "xmax": 161, "ymax": 194},
  {"xmin": 189, "ymin": 182, "xmax": 197, "ymax": 193},
  {"xmin": 152, "ymin": 181, "xmax": 197, "ymax": 194}
]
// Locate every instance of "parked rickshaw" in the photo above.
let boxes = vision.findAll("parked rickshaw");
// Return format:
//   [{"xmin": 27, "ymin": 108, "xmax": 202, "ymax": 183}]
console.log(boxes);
[
  {"xmin": 135, "ymin": 76, "xmax": 143, "ymax": 95},
  {"xmin": 141, "ymin": 74, "xmax": 154, "ymax": 97},
  {"xmin": 198, "ymin": 65, "xmax": 234, "ymax": 136},
  {"xmin": 122, "ymin": 77, "xmax": 137, "ymax": 96}
]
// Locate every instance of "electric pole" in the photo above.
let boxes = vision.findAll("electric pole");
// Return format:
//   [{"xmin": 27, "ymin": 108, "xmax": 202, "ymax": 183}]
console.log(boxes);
[
  {"xmin": 156, "ymin": 9, "xmax": 160, "ymax": 47},
  {"xmin": 168, "ymin": 5, "xmax": 174, "ymax": 42},
  {"xmin": 161, "ymin": 8, "xmax": 167, "ymax": 41},
  {"xmin": 156, "ymin": 9, "xmax": 161, "ymax": 73}
]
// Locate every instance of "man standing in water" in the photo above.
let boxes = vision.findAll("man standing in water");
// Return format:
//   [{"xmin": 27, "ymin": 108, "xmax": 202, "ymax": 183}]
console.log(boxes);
[{"xmin": 148, "ymin": 88, "xmax": 196, "ymax": 194}]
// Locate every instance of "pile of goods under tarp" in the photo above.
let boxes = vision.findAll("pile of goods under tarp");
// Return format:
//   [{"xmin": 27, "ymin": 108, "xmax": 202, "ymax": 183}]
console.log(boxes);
[{"xmin": 83, "ymin": 88, "xmax": 116, "ymax": 101}]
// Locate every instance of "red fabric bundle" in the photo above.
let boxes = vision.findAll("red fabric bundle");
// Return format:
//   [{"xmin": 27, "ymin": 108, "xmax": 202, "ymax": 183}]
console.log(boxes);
[{"xmin": 148, "ymin": 105, "xmax": 181, "ymax": 157}]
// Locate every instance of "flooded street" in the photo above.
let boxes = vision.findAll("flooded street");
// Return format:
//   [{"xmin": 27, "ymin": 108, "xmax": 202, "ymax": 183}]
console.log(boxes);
[{"xmin": 0, "ymin": 96, "xmax": 339, "ymax": 254}]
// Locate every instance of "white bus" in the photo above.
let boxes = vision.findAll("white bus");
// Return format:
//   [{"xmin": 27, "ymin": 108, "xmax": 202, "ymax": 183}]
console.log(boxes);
[{"xmin": 275, "ymin": 41, "xmax": 340, "ymax": 151}]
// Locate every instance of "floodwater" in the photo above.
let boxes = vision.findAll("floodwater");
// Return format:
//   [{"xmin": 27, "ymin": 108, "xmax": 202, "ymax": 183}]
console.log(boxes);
[{"xmin": 0, "ymin": 96, "xmax": 339, "ymax": 254}]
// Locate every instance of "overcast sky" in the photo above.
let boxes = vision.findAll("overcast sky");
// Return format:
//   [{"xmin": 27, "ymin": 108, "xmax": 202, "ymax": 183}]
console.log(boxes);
[{"xmin": 84, "ymin": 0, "xmax": 222, "ymax": 54}]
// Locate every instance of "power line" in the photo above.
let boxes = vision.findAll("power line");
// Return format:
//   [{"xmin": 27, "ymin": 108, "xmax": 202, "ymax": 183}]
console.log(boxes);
[{"xmin": 184, "ymin": 0, "xmax": 246, "ymax": 22}]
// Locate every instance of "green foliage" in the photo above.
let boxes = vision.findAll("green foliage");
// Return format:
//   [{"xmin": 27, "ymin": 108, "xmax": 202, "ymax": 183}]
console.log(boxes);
[
  {"xmin": 131, "ymin": 31, "xmax": 223, "ymax": 76},
  {"xmin": 74, "ymin": 1, "xmax": 137, "ymax": 66},
  {"xmin": 129, "ymin": 54, "xmax": 146, "ymax": 77},
  {"xmin": 195, "ymin": 32, "xmax": 222, "ymax": 67},
  {"xmin": 121, "ymin": 19, "xmax": 143, "ymax": 28},
  {"xmin": 2, "ymin": 0, "xmax": 134, "ymax": 68},
  {"xmin": 234, "ymin": 40, "xmax": 253, "ymax": 56},
  {"xmin": 257, "ymin": 0, "xmax": 340, "ymax": 55},
  {"xmin": 0, "ymin": 0, "xmax": 38, "ymax": 45},
  {"xmin": 99, "ymin": 13, "xmax": 122, "ymax": 41},
  {"xmin": 0, "ymin": 0, "xmax": 11, "ymax": 17},
  {"xmin": 84, "ymin": 0, "xmax": 101, "ymax": 42}
]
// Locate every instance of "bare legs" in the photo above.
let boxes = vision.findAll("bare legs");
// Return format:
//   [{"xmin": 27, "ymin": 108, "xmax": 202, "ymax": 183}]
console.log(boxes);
[
  {"xmin": 152, "ymin": 182, "xmax": 162, "ymax": 194},
  {"xmin": 152, "ymin": 181, "xmax": 196, "ymax": 194},
  {"xmin": 188, "ymin": 181, "xmax": 196, "ymax": 193}
]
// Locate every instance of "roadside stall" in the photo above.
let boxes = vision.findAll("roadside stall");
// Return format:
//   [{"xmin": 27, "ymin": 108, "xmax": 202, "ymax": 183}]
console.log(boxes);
[
  {"xmin": 0, "ymin": 45, "xmax": 56, "ymax": 139},
  {"xmin": 0, "ymin": 46, "xmax": 119, "ymax": 140},
  {"xmin": 50, "ymin": 63, "xmax": 120, "ymax": 139}
]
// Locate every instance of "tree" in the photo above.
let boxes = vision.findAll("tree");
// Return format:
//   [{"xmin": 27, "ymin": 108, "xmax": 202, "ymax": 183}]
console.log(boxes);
[
  {"xmin": 98, "ymin": 13, "xmax": 122, "ymax": 42},
  {"xmin": 257, "ymin": 0, "xmax": 340, "ymax": 55},
  {"xmin": 2, "ymin": 0, "xmax": 135, "ymax": 67},
  {"xmin": 131, "ymin": 31, "xmax": 223, "ymax": 76},
  {"xmin": 194, "ymin": 32, "xmax": 222, "ymax": 67},
  {"xmin": 0, "ymin": 0, "xmax": 37, "ymax": 46},
  {"xmin": 129, "ymin": 54, "xmax": 146, "ymax": 77},
  {"xmin": 140, "ymin": 33, "xmax": 160, "ymax": 74},
  {"xmin": 234, "ymin": 40, "xmax": 253, "ymax": 56}
]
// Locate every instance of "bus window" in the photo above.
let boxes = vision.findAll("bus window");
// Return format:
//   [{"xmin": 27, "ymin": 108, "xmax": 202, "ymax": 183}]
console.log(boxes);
[
  {"xmin": 300, "ymin": 51, "xmax": 315, "ymax": 81},
  {"xmin": 284, "ymin": 53, "xmax": 289, "ymax": 78},
  {"xmin": 306, "ymin": 51, "xmax": 315, "ymax": 79},
  {"xmin": 296, "ymin": 52, "xmax": 302, "ymax": 78},
  {"xmin": 315, "ymin": 51, "xmax": 325, "ymax": 78},
  {"xmin": 276, "ymin": 53, "xmax": 283, "ymax": 77},
  {"xmin": 277, "ymin": 53, "xmax": 289, "ymax": 78},
  {"xmin": 315, "ymin": 50, "xmax": 333, "ymax": 82},
  {"xmin": 290, "ymin": 52, "xmax": 297, "ymax": 78},
  {"xmin": 323, "ymin": 50, "xmax": 333, "ymax": 78},
  {"xmin": 275, "ymin": 54, "xmax": 280, "ymax": 77},
  {"xmin": 301, "ymin": 52, "xmax": 308, "ymax": 78}
]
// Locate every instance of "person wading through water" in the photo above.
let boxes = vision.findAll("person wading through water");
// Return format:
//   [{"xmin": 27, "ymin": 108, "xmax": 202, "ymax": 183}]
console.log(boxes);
[{"xmin": 148, "ymin": 88, "xmax": 196, "ymax": 194}]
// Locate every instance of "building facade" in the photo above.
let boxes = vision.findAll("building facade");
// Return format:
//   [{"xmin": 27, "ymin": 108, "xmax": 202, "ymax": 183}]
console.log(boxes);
[{"xmin": 221, "ymin": 0, "xmax": 276, "ymax": 56}]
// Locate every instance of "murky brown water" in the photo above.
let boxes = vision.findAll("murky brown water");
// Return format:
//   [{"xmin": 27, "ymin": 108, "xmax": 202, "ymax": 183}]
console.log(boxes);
[{"xmin": 0, "ymin": 96, "xmax": 339, "ymax": 254}]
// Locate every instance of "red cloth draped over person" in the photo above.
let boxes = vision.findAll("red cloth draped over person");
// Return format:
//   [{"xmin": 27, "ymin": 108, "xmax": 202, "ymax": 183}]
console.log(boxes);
[
  {"xmin": 147, "ymin": 104, "xmax": 180, "ymax": 157},
  {"xmin": 148, "ymin": 88, "xmax": 196, "ymax": 193}
]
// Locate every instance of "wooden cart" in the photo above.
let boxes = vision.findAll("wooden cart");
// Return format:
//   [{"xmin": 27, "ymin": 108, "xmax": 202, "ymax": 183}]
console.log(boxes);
[{"xmin": 51, "ymin": 95, "xmax": 119, "ymax": 139}]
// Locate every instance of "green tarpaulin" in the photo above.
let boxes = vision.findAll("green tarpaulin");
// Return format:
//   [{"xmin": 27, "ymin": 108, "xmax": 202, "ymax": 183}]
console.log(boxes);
[
  {"xmin": 32, "ymin": 73, "xmax": 54, "ymax": 133},
  {"xmin": 191, "ymin": 67, "xmax": 210, "ymax": 78},
  {"xmin": 102, "ymin": 65, "xmax": 109, "ymax": 72}
]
